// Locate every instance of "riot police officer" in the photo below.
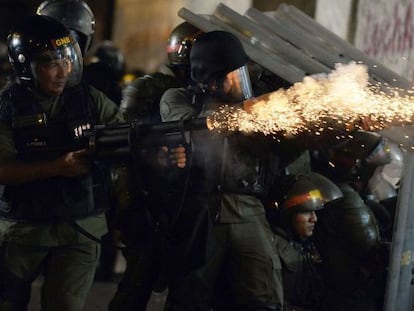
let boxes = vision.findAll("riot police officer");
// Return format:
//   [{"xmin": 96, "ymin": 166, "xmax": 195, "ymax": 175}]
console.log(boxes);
[
  {"xmin": 36, "ymin": 0, "xmax": 124, "ymax": 106},
  {"xmin": 108, "ymin": 21, "xmax": 202, "ymax": 311},
  {"xmin": 0, "ymin": 15, "xmax": 123, "ymax": 311},
  {"xmin": 161, "ymin": 30, "xmax": 283, "ymax": 311},
  {"xmin": 311, "ymin": 130, "xmax": 391, "ymax": 311},
  {"xmin": 270, "ymin": 174, "xmax": 336, "ymax": 311},
  {"xmin": 0, "ymin": 15, "xmax": 187, "ymax": 311},
  {"xmin": 120, "ymin": 21, "xmax": 202, "ymax": 122},
  {"xmin": 37, "ymin": 0, "xmax": 129, "ymax": 281}
]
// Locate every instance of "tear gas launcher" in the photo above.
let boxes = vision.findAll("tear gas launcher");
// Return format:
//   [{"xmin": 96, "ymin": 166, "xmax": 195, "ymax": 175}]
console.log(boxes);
[
  {"xmin": 89, "ymin": 118, "xmax": 208, "ymax": 162},
  {"xmin": 18, "ymin": 117, "xmax": 208, "ymax": 163}
]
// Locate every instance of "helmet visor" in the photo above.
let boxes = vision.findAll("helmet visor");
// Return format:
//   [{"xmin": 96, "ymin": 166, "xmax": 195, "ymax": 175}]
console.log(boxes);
[
  {"xmin": 167, "ymin": 38, "xmax": 193, "ymax": 65},
  {"xmin": 284, "ymin": 189, "xmax": 324, "ymax": 212},
  {"xmin": 222, "ymin": 65, "xmax": 254, "ymax": 101},
  {"xmin": 31, "ymin": 41, "xmax": 83, "ymax": 93},
  {"xmin": 367, "ymin": 166, "xmax": 398, "ymax": 202},
  {"xmin": 365, "ymin": 139, "xmax": 391, "ymax": 166}
]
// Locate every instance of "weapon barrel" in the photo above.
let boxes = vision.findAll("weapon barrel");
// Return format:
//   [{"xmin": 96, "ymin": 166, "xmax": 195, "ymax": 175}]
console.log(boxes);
[
  {"xmin": 131, "ymin": 117, "xmax": 208, "ymax": 135},
  {"xmin": 94, "ymin": 147, "xmax": 131, "ymax": 159},
  {"xmin": 89, "ymin": 117, "xmax": 208, "ymax": 162},
  {"xmin": 95, "ymin": 134, "xmax": 128, "ymax": 146}
]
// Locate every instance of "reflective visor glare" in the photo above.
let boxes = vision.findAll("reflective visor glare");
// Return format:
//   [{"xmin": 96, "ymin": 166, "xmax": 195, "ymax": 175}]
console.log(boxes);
[
  {"xmin": 34, "ymin": 58, "xmax": 72, "ymax": 72},
  {"xmin": 223, "ymin": 66, "xmax": 253, "ymax": 101},
  {"xmin": 177, "ymin": 40, "xmax": 191, "ymax": 58},
  {"xmin": 35, "ymin": 44, "xmax": 83, "ymax": 87},
  {"xmin": 366, "ymin": 140, "xmax": 391, "ymax": 166},
  {"xmin": 35, "ymin": 46, "xmax": 75, "ymax": 63},
  {"xmin": 31, "ymin": 44, "xmax": 83, "ymax": 88},
  {"xmin": 65, "ymin": 43, "xmax": 83, "ymax": 87}
]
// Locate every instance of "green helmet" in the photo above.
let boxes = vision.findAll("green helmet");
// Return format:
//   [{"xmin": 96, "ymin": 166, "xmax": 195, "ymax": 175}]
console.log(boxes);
[
  {"xmin": 282, "ymin": 175, "xmax": 324, "ymax": 214},
  {"xmin": 307, "ymin": 172, "xmax": 343, "ymax": 205},
  {"xmin": 315, "ymin": 184, "xmax": 380, "ymax": 257}
]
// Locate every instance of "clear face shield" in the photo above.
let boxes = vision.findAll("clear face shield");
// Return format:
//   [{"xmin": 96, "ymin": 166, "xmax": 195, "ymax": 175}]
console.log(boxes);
[
  {"xmin": 365, "ymin": 139, "xmax": 392, "ymax": 167},
  {"xmin": 205, "ymin": 65, "xmax": 254, "ymax": 102},
  {"xmin": 69, "ymin": 29, "xmax": 90, "ymax": 56},
  {"xmin": 346, "ymin": 139, "xmax": 391, "ymax": 184},
  {"xmin": 367, "ymin": 166, "xmax": 398, "ymax": 202},
  {"xmin": 31, "ymin": 40, "xmax": 83, "ymax": 91},
  {"xmin": 367, "ymin": 141, "xmax": 404, "ymax": 202}
]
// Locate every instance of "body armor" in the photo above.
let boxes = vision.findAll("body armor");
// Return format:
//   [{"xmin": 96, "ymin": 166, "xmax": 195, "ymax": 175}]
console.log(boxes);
[{"xmin": 0, "ymin": 83, "xmax": 109, "ymax": 222}]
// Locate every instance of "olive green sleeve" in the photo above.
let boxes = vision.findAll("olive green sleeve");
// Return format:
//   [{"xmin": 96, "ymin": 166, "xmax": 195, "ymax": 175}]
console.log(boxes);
[
  {"xmin": 89, "ymin": 86, "xmax": 124, "ymax": 124},
  {"xmin": 160, "ymin": 88, "xmax": 198, "ymax": 121}
]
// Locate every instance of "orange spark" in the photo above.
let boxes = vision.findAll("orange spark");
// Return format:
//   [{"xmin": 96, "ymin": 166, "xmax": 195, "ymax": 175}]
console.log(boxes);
[{"xmin": 207, "ymin": 62, "xmax": 414, "ymax": 137}]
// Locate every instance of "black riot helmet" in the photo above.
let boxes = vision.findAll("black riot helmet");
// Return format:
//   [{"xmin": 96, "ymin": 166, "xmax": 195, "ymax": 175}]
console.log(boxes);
[
  {"xmin": 190, "ymin": 30, "xmax": 253, "ymax": 102},
  {"xmin": 7, "ymin": 15, "xmax": 83, "ymax": 89},
  {"xmin": 167, "ymin": 22, "xmax": 202, "ymax": 67},
  {"xmin": 329, "ymin": 130, "xmax": 391, "ymax": 181},
  {"xmin": 90, "ymin": 40, "xmax": 126, "ymax": 81},
  {"xmin": 36, "ymin": 0, "xmax": 95, "ymax": 55},
  {"xmin": 313, "ymin": 130, "xmax": 391, "ymax": 183}
]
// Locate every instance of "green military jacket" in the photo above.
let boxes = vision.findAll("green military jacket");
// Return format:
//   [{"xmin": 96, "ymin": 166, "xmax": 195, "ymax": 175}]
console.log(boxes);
[{"xmin": 160, "ymin": 87, "xmax": 267, "ymax": 223}]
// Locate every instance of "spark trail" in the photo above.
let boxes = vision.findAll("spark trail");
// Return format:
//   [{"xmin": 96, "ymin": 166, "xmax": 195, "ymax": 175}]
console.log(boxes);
[{"xmin": 207, "ymin": 62, "xmax": 414, "ymax": 138}]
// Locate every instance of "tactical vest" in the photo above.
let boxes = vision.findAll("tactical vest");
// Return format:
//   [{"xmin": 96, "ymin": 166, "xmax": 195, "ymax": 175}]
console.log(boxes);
[
  {"xmin": 188, "ymin": 129, "xmax": 278, "ymax": 198},
  {"xmin": 0, "ymin": 83, "xmax": 110, "ymax": 223},
  {"xmin": 189, "ymin": 92, "xmax": 280, "ymax": 198}
]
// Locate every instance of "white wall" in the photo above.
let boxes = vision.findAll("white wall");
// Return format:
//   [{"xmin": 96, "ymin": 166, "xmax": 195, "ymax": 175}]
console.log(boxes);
[
  {"xmin": 315, "ymin": 0, "xmax": 353, "ymax": 40},
  {"xmin": 183, "ymin": 0, "xmax": 252, "ymax": 14},
  {"xmin": 354, "ymin": 0, "xmax": 414, "ymax": 82}
]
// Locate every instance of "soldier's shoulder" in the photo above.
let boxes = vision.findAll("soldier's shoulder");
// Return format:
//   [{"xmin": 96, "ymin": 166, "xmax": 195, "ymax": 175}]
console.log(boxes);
[
  {"xmin": 157, "ymin": 64, "xmax": 175, "ymax": 76},
  {"xmin": 130, "ymin": 72, "xmax": 179, "ymax": 90},
  {"xmin": 161, "ymin": 87, "xmax": 190, "ymax": 101}
]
